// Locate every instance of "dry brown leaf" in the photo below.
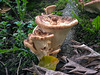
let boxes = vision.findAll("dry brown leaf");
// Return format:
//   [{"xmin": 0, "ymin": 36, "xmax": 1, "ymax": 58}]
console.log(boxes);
[{"xmin": 61, "ymin": 57, "xmax": 97, "ymax": 75}]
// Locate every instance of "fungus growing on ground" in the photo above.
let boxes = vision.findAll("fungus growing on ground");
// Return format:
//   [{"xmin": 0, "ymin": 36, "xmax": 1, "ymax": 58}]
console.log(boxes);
[
  {"xmin": 84, "ymin": 0, "xmax": 100, "ymax": 13},
  {"xmin": 44, "ymin": 5, "xmax": 56, "ymax": 15},
  {"xmin": 24, "ymin": 26, "xmax": 55, "ymax": 59},
  {"xmin": 35, "ymin": 15, "xmax": 78, "ymax": 51},
  {"xmin": 24, "ymin": 5, "xmax": 78, "ymax": 60}
]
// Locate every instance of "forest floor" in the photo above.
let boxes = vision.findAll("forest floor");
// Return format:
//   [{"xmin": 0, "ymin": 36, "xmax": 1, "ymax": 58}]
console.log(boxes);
[{"xmin": 0, "ymin": 0, "xmax": 100, "ymax": 75}]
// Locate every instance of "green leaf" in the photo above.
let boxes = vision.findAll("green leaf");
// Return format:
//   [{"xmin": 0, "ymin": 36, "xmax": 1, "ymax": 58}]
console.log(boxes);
[
  {"xmin": 72, "ymin": 10, "xmax": 82, "ymax": 22},
  {"xmin": 66, "ymin": 0, "xmax": 74, "ymax": 7},
  {"xmin": 38, "ymin": 56, "xmax": 59, "ymax": 70},
  {"xmin": 92, "ymin": 16, "xmax": 100, "ymax": 31},
  {"xmin": 0, "ymin": 45, "xmax": 23, "ymax": 54},
  {"xmin": 14, "ymin": 21, "xmax": 22, "ymax": 27}
]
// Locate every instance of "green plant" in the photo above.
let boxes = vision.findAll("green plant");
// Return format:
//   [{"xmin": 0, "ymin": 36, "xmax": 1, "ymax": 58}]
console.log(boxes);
[
  {"xmin": 0, "ymin": 44, "xmax": 38, "ymax": 67},
  {"xmin": 92, "ymin": 16, "xmax": 100, "ymax": 32},
  {"xmin": 52, "ymin": 11, "xmax": 63, "ymax": 16},
  {"xmin": 27, "ymin": 20, "xmax": 37, "ymax": 33},
  {"xmin": 2, "ymin": 13, "xmax": 14, "ymax": 21},
  {"xmin": 16, "ymin": 0, "xmax": 28, "ymax": 21},
  {"xmin": 13, "ymin": 21, "xmax": 26, "ymax": 48},
  {"xmin": 0, "ymin": 21, "xmax": 11, "ymax": 40},
  {"xmin": 72, "ymin": 11, "xmax": 100, "ymax": 34},
  {"xmin": 3, "ymin": 0, "xmax": 28, "ymax": 21},
  {"xmin": 12, "ymin": 20, "xmax": 36, "ymax": 48},
  {"xmin": 70, "ymin": 2, "xmax": 100, "ymax": 45},
  {"xmin": 3, "ymin": 0, "xmax": 19, "ymax": 19}
]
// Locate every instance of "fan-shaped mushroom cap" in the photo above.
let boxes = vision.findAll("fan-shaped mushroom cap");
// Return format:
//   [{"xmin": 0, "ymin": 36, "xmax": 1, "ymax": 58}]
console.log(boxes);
[
  {"xmin": 44, "ymin": 5, "xmax": 56, "ymax": 15},
  {"xmin": 36, "ymin": 15, "xmax": 78, "ymax": 50},
  {"xmin": 84, "ymin": 0, "xmax": 100, "ymax": 13},
  {"xmin": 36, "ymin": 15, "xmax": 78, "ymax": 29},
  {"xmin": 24, "ymin": 26, "xmax": 55, "ymax": 59}
]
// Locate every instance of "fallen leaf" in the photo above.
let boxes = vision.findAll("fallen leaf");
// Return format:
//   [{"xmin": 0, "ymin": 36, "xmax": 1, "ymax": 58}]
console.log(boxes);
[{"xmin": 38, "ymin": 56, "xmax": 59, "ymax": 70}]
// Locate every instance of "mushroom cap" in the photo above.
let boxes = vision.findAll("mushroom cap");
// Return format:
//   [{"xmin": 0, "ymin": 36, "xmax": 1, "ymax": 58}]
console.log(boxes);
[
  {"xmin": 28, "ymin": 26, "xmax": 54, "ymax": 40},
  {"xmin": 0, "ymin": 7, "xmax": 11, "ymax": 13},
  {"xmin": 84, "ymin": 0, "xmax": 100, "ymax": 13},
  {"xmin": 35, "ymin": 15, "xmax": 78, "ymax": 29},
  {"xmin": 44, "ymin": 5, "xmax": 56, "ymax": 15}
]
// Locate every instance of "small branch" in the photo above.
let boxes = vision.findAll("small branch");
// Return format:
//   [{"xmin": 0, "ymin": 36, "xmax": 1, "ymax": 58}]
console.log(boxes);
[
  {"xmin": 71, "ymin": 40, "xmax": 81, "ymax": 45},
  {"xmin": 0, "ymin": 61, "xmax": 8, "ymax": 75},
  {"xmin": 23, "ymin": 64, "xmax": 68, "ymax": 75},
  {"xmin": 71, "ymin": 40, "xmax": 99, "ymax": 53},
  {"xmin": 17, "ymin": 57, "xmax": 22, "ymax": 75},
  {"xmin": 71, "ymin": 40, "xmax": 100, "ymax": 60},
  {"xmin": 32, "ymin": 62, "xmax": 42, "ymax": 75}
]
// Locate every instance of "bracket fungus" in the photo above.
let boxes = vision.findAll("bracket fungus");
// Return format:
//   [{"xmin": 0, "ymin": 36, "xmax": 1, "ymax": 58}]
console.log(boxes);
[
  {"xmin": 35, "ymin": 15, "xmax": 78, "ymax": 51},
  {"xmin": 24, "ymin": 26, "xmax": 55, "ymax": 59},
  {"xmin": 43, "ymin": 5, "xmax": 56, "ymax": 15},
  {"xmin": 24, "ymin": 5, "xmax": 78, "ymax": 60},
  {"xmin": 84, "ymin": 0, "xmax": 100, "ymax": 13}
]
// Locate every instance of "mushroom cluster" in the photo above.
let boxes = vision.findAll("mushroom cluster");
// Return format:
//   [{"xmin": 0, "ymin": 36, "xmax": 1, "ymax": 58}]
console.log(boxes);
[
  {"xmin": 24, "ymin": 5, "xmax": 78, "ymax": 60},
  {"xmin": 84, "ymin": 0, "xmax": 100, "ymax": 13}
]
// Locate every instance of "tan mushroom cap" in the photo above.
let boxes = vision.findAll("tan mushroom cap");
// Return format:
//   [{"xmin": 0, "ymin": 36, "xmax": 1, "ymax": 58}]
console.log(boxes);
[
  {"xmin": 30, "ymin": 31, "xmax": 54, "ymax": 40},
  {"xmin": 0, "ymin": 7, "xmax": 11, "ymax": 13},
  {"xmin": 24, "ymin": 39, "xmax": 37, "ymax": 53},
  {"xmin": 35, "ymin": 15, "xmax": 78, "ymax": 29},
  {"xmin": 27, "ymin": 26, "xmax": 54, "ymax": 41},
  {"xmin": 44, "ymin": 5, "xmax": 56, "ymax": 15},
  {"xmin": 84, "ymin": 0, "xmax": 100, "ymax": 13}
]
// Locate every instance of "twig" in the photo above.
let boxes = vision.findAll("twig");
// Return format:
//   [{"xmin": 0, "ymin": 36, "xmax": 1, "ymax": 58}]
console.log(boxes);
[
  {"xmin": 72, "ymin": 44, "xmax": 99, "ymax": 54},
  {"xmin": 23, "ymin": 64, "xmax": 68, "ymax": 75},
  {"xmin": 71, "ymin": 40, "xmax": 81, "ymax": 45},
  {"xmin": 71, "ymin": 40, "xmax": 98, "ymax": 53},
  {"xmin": 32, "ymin": 62, "xmax": 42, "ymax": 75},
  {"xmin": 71, "ymin": 40, "xmax": 100, "ymax": 60},
  {"xmin": 0, "ymin": 61, "xmax": 8, "ymax": 75},
  {"xmin": 17, "ymin": 57, "xmax": 22, "ymax": 75}
]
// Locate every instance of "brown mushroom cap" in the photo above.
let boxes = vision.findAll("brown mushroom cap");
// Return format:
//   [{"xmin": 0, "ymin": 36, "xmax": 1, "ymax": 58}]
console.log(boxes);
[
  {"xmin": 0, "ymin": 7, "xmax": 11, "ymax": 13},
  {"xmin": 27, "ymin": 26, "xmax": 54, "ymax": 41},
  {"xmin": 24, "ymin": 26, "xmax": 55, "ymax": 59},
  {"xmin": 44, "ymin": 5, "xmax": 56, "ymax": 15},
  {"xmin": 35, "ymin": 15, "xmax": 78, "ymax": 29},
  {"xmin": 84, "ymin": 0, "xmax": 100, "ymax": 13}
]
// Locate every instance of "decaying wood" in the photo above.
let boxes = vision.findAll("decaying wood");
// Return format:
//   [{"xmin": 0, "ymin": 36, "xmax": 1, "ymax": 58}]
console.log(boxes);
[
  {"xmin": 23, "ymin": 64, "xmax": 68, "ymax": 75},
  {"xmin": 86, "ymin": 60, "xmax": 100, "ymax": 69},
  {"xmin": 32, "ymin": 62, "xmax": 42, "ymax": 75},
  {"xmin": 71, "ymin": 42, "xmax": 100, "ymax": 61},
  {"xmin": 61, "ymin": 56, "xmax": 97, "ymax": 75}
]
